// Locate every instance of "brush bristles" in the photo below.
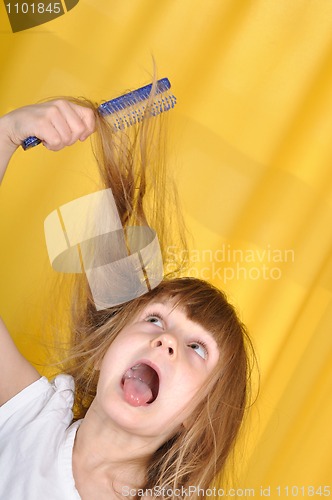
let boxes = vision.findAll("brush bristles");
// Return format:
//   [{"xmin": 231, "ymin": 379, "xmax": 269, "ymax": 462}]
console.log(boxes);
[
  {"xmin": 107, "ymin": 92, "xmax": 177, "ymax": 131},
  {"xmin": 98, "ymin": 77, "xmax": 176, "ymax": 130}
]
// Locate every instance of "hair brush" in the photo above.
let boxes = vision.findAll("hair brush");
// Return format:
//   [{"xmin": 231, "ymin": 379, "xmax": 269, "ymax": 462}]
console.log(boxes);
[{"xmin": 22, "ymin": 78, "xmax": 176, "ymax": 150}]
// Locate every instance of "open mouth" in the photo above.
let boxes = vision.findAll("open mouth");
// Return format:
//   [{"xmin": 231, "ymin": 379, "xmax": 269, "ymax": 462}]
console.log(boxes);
[{"xmin": 121, "ymin": 362, "xmax": 160, "ymax": 407}]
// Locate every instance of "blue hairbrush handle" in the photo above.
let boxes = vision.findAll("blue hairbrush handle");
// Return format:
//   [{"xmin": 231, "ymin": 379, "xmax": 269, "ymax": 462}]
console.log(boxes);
[
  {"xmin": 22, "ymin": 78, "xmax": 175, "ymax": 150},
  {"xmin": 23, "ymin": 136, "xmax": 42, "ymax": 149}
]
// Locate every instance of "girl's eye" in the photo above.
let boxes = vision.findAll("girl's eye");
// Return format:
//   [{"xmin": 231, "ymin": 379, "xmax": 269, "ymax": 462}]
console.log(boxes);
[
  {"xmin": 188, "ymin": 342, "xmax": 208, "ymax": 360},
  {"xmin": 146, "ymin": 315, "xmax": 163, "ymax": 328}
]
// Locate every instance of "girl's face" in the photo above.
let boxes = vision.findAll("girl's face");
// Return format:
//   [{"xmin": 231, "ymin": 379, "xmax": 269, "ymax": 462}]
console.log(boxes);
[{"xmin": 94, "ymin": 299, "xmax": 220, "ymax": 443}]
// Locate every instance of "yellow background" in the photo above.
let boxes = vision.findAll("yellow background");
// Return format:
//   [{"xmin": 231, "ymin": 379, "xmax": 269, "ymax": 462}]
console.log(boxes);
[{"xmin": 1, "ymin": 1, "xmax": 332, "ymax": 497}]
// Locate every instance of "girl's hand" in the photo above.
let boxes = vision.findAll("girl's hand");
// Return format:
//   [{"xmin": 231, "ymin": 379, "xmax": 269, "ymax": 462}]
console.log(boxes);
[
  {"xmin": 2, "ymin": 99, "xmax": 96, "ymax": 151},
  {"xmin": 0, "ymin": 99, "xmax": 96, "ymax": 183}
]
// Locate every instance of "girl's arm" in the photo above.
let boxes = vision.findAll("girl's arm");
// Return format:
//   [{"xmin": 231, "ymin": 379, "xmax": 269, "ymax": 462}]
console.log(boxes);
[
  {"xmin": 0, "ymin": 115, "xmax": 19, "ymax": 183},
  {"xmin": 0, "ymin": 317, "xmax": 41, "ymax": 406},
  {"xmin": 0, "ymin": 99, "xmax": 96, "ymax": 184},
  {"xmin": 0, "ymin": 99, "xmax": 96, "ymax": 405}
]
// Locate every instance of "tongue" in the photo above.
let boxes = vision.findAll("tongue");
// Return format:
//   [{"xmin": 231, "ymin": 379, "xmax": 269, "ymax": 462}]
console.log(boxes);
[{"xmin": 123, "ymin": 377, "xmax": 153, "ymax": 407}]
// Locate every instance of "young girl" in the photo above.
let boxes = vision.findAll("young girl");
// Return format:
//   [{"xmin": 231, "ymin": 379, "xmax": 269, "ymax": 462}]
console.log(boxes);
[{"xmin": 0, "ymin": 98, "xmax": 254, "ymax": 499}]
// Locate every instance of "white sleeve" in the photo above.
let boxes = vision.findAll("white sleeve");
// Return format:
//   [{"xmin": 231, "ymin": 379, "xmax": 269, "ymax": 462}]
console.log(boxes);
[{"xmin": 0, "ymin": 374, "xmax": 75, "ymax": 433}]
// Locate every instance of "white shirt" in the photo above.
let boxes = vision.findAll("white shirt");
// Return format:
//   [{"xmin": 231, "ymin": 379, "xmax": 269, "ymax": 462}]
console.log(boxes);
[{"xmin": 0, "ymin": 374, "xmax": 82, "ymax": 499}]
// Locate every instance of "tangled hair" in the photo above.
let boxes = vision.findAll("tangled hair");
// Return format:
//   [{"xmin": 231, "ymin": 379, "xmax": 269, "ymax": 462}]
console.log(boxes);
[{"xmin": 60, "ymin": 86, "xmax": 256, "ymax": 498}]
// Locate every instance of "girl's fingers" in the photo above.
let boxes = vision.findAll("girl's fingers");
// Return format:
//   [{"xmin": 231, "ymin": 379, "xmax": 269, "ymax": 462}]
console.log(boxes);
[
  {"xmin": 5, "ymin": 99, "xmax": 96, "ymax": 151},
  {"xmin": 0, "ymin": 99, "xmax": 96, "ymax": 183},
  {"xmin": 39, "ymin": 101, "xmax": 96, "ymax": 150},
  {"xmin": 73, "ymin": 103, "xmax": 96, "ymax": 142}
]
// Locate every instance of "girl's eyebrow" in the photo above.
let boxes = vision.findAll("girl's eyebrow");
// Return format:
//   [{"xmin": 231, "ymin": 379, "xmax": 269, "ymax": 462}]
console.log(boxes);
[
  {"xmin": 149, "ymin": 298, "xmax": 171, "ymax": 307},
  {"xmin": 138, "ymin": 301, "xmax": 171, "ymax": 320},
  {"xmin": 145, "ymin": 300, "xmax": 175, "ymax": 312}
]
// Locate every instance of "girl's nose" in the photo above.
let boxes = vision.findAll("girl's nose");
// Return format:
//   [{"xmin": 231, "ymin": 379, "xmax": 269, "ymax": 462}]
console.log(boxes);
[{"xmin": 151, "ymin": 333, "xmax": 177, "ymax": 357}]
